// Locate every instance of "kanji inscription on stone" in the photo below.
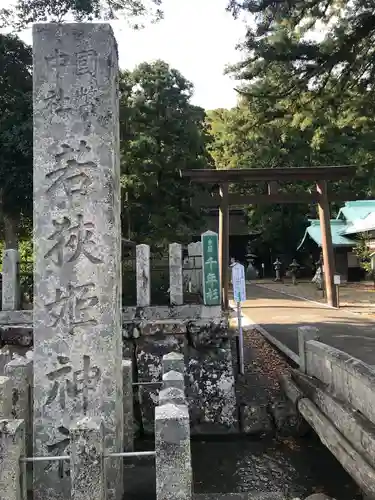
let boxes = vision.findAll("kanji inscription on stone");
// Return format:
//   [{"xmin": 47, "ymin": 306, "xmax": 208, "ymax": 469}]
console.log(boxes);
[{"xmin": 33, "ymin": 23, "xmax": 123, "ymax": 500}]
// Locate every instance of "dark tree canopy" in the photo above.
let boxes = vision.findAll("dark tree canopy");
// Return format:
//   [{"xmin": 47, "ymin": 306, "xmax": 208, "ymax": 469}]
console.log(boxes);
[
  {"xmin": 1, "ymin": 0, "xmax": 163, "ymax": 30},
  {"xmin": 227, "ymin": 0, "xmax": 375, "ymax": 102},
  {"xmin": 0, "ymin": 33, "xmax": 33, "ymax": 245},
  {"xmin": 119, "ymin": 60, "xmax": 212, "ymax": 250}
]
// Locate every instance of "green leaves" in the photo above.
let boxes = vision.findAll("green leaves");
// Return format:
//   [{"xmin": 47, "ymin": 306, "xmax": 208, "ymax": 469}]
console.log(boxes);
[
  {"xmin": 0, "ymin": 34, "xmax": 32, "ymax": 229},
  {"xmin": 119, "ymin": 60, "xmax": 211, "ymax": 251},
  {"xmin": 1, "ymin": 0, "xmax": 163, "ymax": 30},
  {"xmin": 228, "ymin": 0, "xmax": 375, "ymax": 102}
]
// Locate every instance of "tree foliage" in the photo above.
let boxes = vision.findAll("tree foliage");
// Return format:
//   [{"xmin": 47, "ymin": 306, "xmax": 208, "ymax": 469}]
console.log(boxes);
[
  {"xmin": 0, "ymin": 33, "xmax": 33, "ymax": 246},
  {"xmin": 119, "ymin": 60, "xmax": 211, "ymax": 251},
  {"xmin": 1, "ymin": 0, "xmax": 163, "ymax": 30},
  {"xmin": 206, "ymin": 62, "xmax": 375, "ymax": 258},
  {"xmin": 227, "ymin": 0, "xmax": 375, "ymax": 103}
]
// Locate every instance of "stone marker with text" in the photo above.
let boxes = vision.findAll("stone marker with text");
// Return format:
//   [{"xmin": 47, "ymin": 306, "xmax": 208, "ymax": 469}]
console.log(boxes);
[
  {"xmin": 201, "ymin": 231, "xmax": 221, "ymax": 306},
  {"xmin": 33, "ymin": 23, "xmax": 123, "ymax": 500}
]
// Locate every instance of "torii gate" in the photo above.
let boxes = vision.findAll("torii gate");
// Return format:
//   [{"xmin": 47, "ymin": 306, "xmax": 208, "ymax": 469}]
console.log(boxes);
[{"xmin": 182, "ymin": 166, "xmax": 357, "ymax": 309}]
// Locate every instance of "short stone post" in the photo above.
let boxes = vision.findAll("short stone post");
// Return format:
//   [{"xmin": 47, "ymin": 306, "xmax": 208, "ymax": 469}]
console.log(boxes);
[
  {"xmin": 0, "ymin": 376, "xmax": 13, "ymax": 418},
  {"xmin": 188, "ymin": 241, "xmax": 202, "ymax": 293},
  {"xmin": 162, "ymin": 370, "xmax": 185, "ymax": 392},
  {"xmin": 70, "ymin": 417, "xmax": 105, "ymax": 500},
  {"xmin": 0, "ymin": 419, "xmax": 26, "ymax": 500},
  {"xmin": 2, "ymin": 248, "xmax": 20, "ymax": 311},
  {"xmin": 122, "ymin": 359, "xmax": 134, "ymax": 451},
  {"xmin": 162, "ymin": 352, "xmax": 184, "ymax": 375},
  {"xmin": 136, "ymin": 244, "xmax": 151, "ymax": 306},
  {"xmin": 159, "ymin": 387, "xmax": 185, "ymax": 406},
  {"xmin": 5, "ymin": 357, "xmax": 33, "ymax": 454},
  {"xmin": 169, "ymin": 243, "xmax": 183, "ymax": 305},
  {"xmin": 298, "ymin": 326, "xmax": 320, "ymax": 373},
  {"xmin": 155, "ymin": 403, "xmax": 192, "ymax": 500},
  {"xmin": 0, "ymin": 346, "xmax": 12, "ymax": 375}
]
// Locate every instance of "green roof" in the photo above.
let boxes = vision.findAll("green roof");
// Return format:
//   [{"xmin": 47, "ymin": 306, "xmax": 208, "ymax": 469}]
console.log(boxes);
[
  {"xmin": 336, "ymin": 200, "xmax": 375, "ymax": 223},
  {"xmin": 297, "ymin": 219, "xmax": 354, "ymax": 250}
]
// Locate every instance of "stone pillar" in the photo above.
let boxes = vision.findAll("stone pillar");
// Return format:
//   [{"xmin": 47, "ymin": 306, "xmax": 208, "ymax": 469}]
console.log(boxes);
[
  {"xmin": 162, "ymin": 352, "xmax": 184, "ymax": 375},
  {"xmin": 136, "ymin": 244, "xmax": 150, "ymax": 306},
  {"xmin": 187, "ymin": 241, "xmax": 202, "ymax": 293},
  {"xmin": 159, "ymin": 387, "xmax": 185, "ymax": 406},
  {"xmin": 0, "ymin": 419, "xmax": 26, "ymax": 500},
  {"xmin": 169, "ymin": 243, "xmax": 183, "ymax": 305},
  {"xmin": 155, "ymin": 403, "xmax": 192, "ymax": 500},
  {"xmin": 70, "ymin": 417, "xmax": 105, "ymax": 500},
  {"xmin": 162, "ymin": 370, "xmax": 185, "ymax": 392},
  {"xmin": 0, "ymin": 346, "xmax": 12, "ymax": 375},
  {"xmin": 0, "ymin": 376, "xmax": 13, "ymax": 418},
  {"xmin": 33, "ymin": 23, "xmax": 123, "ymax": 500},
  {"xmin": 298, "ymin": 326, "xmax": 320, "ymax": 373},
  {"xmin": 122, "ymin": 359, "xmax": 134, "ymax": 451},
  {"xmin": 5, "ymin": 357, "xmax": 32, "ymax": 453},
  {"xmin": 2, "ymin": 248, "xmax": 20, "ymax": 311}
]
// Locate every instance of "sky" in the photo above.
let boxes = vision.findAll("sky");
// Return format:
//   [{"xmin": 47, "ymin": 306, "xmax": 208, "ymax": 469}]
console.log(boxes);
[{"xmin": 2, "ymin": 0, "xmax": 248, "ymax": 109}]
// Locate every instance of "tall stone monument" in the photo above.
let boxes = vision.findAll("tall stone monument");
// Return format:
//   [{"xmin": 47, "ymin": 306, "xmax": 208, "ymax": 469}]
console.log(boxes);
[{"xmin": 33, "ymin": 24, "xmax": 123, "ymax": 500}]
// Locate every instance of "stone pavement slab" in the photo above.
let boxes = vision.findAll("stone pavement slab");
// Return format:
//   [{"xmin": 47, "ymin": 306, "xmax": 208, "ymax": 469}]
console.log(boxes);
[{"xmin": 239, "ymin": 284, "xmax": 375, "ymax": 366}]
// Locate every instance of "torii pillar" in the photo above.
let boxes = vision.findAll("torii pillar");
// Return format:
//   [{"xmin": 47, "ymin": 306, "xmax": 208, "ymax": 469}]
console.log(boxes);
[{"xmin": 317, "ymin": 180, "xmax": 337, "ymax": 308}]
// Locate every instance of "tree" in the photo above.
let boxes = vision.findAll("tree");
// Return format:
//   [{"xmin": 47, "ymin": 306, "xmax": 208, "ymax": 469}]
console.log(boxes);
[
  {"xmin": 206, "ymin": 64, "xmax": 375, "ymax": 258},
  {"xmin": 0, "ymin": 33, "xmax": 33, "ymax": 248},
  {"xmin": 227, "ymin": 1, "xmax": 375, "ymax": 103},
  {"xmin": 119, "ymin": 60, "xmax": 212, "ymax": 251},
  {"xmin": 354, "ymin": 233, "xmax": 375, "ymax": 286},
  {"xmin": 1, "ymin": 0, "xmax": 163, "ymax": 30}
]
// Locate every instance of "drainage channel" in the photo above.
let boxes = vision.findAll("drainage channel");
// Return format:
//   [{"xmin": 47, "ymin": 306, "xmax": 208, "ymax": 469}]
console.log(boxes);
[{"xmin": 123, "ymin": 328, "xmax": 360, "ymax": 500}]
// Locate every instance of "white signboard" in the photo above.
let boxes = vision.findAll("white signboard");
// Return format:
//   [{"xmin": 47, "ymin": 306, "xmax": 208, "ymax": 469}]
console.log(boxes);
[
  {"xmin": 334, "ymin": 274, "xmax": 341, "ymax": 285},
  {"xmin": 232, "ymin": 262, "xmax": 246, "ymax": 303}
]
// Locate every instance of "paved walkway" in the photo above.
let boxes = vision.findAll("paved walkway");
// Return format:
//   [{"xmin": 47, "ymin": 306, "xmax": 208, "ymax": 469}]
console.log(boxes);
[{"xmin": 239, "ymin": 284, "xmax": 375, "ymax": 366}]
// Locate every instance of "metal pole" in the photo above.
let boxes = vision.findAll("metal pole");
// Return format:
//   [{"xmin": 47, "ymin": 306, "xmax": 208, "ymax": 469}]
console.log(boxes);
[
  {"xmin": 237, "ymin": 301, "xmax": 244, "ymax": 375},
  {"xmin": 337, "ymin": 285, "xmax": 340, "ymax": 308},
  {"xmin": 106, "ymin": 451, "xmax": 155, "ymax": 458},
  {"xmin": 21, "ymin": 455, "xmax": 70, "ymax": 463}
]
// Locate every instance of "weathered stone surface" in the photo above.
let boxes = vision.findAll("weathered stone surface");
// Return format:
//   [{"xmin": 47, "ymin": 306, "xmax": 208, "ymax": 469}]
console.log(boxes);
[
  {"xmin": 163, "ymin": 352, "xmax": 184, "ymax": 375},
  {"xmin": 0, "ymin": 346, "xmax": 12, "ymax": 375},
  {"xmin": 240, "ymin": 404, "xmax": 273, "ymax": 435},
  {"xmin": 0, "ymin": 377, "xmax": 12, "ymax": 419},
  {"xmin": 70, "ymin": 417, "xmax": 105, "ymax": 500},
  {"xmin": 155, "ymin": 403, "xmax": 192, "ymax": 500},
  {"xmin": 0, "ymin": 310, "xmax": 32, "ymax": 325},
  {"xmin": 136, "ymin": 244, "xmax": 150, "ymax": 307},
  {"xmin": 162, "ymin": 370, "xmax": 185, "ymax": 391},
  {"xmin": 186, "ymin": 338, "xmax": 237, "ymax": 434},
  {"xmin": 293, "ymin": 368, "xmax": 375, "ymax": 467},
  {"xmin": 298, "ymin": 326, "xmax": 319, "ymax": 373},
  {"xmin": 0, "ymin": 376, "xmax": 12, "ymax": 418},
  {"xmin": 122, "ymin": 359, "xmax": 134, "ymax": 451},
  {"xmin": 1, "ymin": 249, "xmax": 20, "ymax": 311},
  {"xmin": 304, "ymin": 495, "xmax": 333, "ymax": 500},
  {"xmin": 159, "ymin": 387, "xmax": 185, "ymax": 406},
  {"xmin": 187, "ymin": 241, "xmax": 202, "ymax": 294},
  {"xmin": 136, "ymin": 334, "xmax": 185, "ymax": 434},
  {"xmin": 270, "ymin": 399, "xmax": 303, "ymax": 438},
  {"xmin": 169, "ymin": 243, "xmax": 183, "ymax": 305},
  {"xmin": 33, "ymin": 23, "xmax": 123, "ymax": 500},
  {"xmin": 5, "ymin": 357, "xmax": 33, "ymax": 453},
  {"xmin": 0, "ymin": 326, "xmax": 33, "ymax": 347},
  {"xmin": 305, "ymin": 340, "xmax": 375, "ymax": 427},
  {"xmin": 0, "ymin": 419, "xmax": 26, "ymax": 500}
]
